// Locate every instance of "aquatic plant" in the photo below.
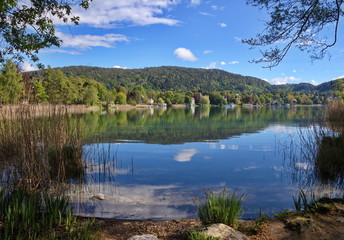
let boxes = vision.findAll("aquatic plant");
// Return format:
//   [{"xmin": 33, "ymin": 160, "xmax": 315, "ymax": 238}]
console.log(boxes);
[
  {"xmin": 0, "ymin": 105, "xmax": 84, "ymax": 191},
  {"xmin": 292, "ymin": 189, "xmax": 318, "ymax": 213},
  {"xmin": 197, "ymin": 189, "xmax": 244, "ymax": 229},
  {"xmin": 325, "ymin": 100, "xmax": 344, "ymax": 134}
]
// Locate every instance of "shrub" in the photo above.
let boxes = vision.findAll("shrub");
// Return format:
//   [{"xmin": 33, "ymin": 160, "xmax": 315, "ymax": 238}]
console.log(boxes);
[{"xmin": 197, "ymin": 189, "xmax": 244, "ymax": 229}]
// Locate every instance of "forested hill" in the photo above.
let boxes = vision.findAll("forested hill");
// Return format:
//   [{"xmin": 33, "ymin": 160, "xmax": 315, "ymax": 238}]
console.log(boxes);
[
  {"xmin": 54, "ymin": 65, "xmax": 335, "ymax": 93},
  {"xmin": 56, "ymin": 66, "xmax": 271, "ymax": 92}
]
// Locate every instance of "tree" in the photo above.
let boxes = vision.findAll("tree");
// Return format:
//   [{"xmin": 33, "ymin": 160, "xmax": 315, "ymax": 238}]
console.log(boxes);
[
  {"xmin": 115, "ymin": 92, "xmax": 127, "ymax": 104},
  {"xmin": 199, "ymin": 96, "xmax": 210, "ymax": 105},
  {"xmin": 0, "ymin": 0, "xmax": 92, "ymax": 64},
  {"xmin": 245, "ymin": 0, "xmax": 344, "ymax": 67},
  {"xmin": 333, "ymin": 79, "xmax": 344, "ymax": 100},
  {"xmin": 31, "ymin": 80, "xmax": 48, "ymax": 103},
  {"xmin": 0, "ymin": 60, "xmax": 23, "ymax": 103},
  {"xmin": 43, "ymin": 68, "xmax": 76, "ymax": 104},
  {"xmin": 83, "ymin": 85, "xmax": 99, "ymax": 106}
]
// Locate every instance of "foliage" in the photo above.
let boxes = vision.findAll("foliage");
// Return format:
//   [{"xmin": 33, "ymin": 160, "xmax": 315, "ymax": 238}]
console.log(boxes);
[
  {"xmin": 333, "ymin": 79, "xmax": 344, "ymax": 100},
  {"xmin": 245, "ymin": 0, "xmax": 344, "ymax": 67},
  {"xmin": 115, "ymin": 92, "xmax": 127, "ymax": 104},
  {"xmin": 187, "ymin": 229, "xmax": 220, "ymax": 240},
  {"xmin": 0, "ymin": 60, "xmax": 23, "ymax": 103},
  {"xmin": 272, "ymin": 209, "xmax": 295, "ymax": 220},
  {"xmin": 0, "ymin": 188, "xmax": 95, "ymax": 239},
  {"xmin": 0, "ymin": 65, "xmax": 333, "ymax": 106},
  {"xmin": 0, "ymin": 0, "xmax": 91, "ymax": 64},
  {"xmin": 55, "ymin": 66, "xmax": 272, "ymax": 92},
  {"xmin": 197, "ymin": 189, "xmax": 244, "ymax": 229},
  {"xmin": 199, "ymin": 96, "xmax": 210, "ymax": 105}
]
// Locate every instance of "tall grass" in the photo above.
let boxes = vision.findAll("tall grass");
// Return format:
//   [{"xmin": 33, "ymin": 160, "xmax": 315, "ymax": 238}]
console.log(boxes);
[
  {"xmin": 187, "ymin": 229, "xmax": 220, "ymax": 240},
  {"xmin": 282, "ymin": 100, "xmax": 344, "ymax": 192},
  {"xmin": 197, "ymin": 189, "xmax": 244, "ymax": 229},
  {"xmin": 325, "ymin": 100, "xmax": 344, "ymax": 134},
  {"xmin": 0, "ymin": 105, "xmax": 84, "ymax": 192},
  {"xmin": 0, "ymin": 188, "xmax": 95, "ymax": 240},
  {"xmin": 292, "ymin": 189, "xmax": 318, "ymax": 213}
]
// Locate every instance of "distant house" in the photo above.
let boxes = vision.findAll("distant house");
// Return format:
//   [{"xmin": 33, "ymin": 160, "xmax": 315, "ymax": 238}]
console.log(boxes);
[{"xmin": 147, "ymin": 98, "xmax": 154, "ymax": 105}]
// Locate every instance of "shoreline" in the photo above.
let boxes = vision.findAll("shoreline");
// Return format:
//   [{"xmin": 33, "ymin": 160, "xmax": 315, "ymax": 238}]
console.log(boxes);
[{"xmin": 88, "ymin": 197, "xmax": 344, "ymax": 239}]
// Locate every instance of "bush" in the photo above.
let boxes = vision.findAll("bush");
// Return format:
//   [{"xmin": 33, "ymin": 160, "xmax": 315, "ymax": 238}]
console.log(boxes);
[{"xmin": 197, "ymin": 189, "xmax": 244, "ymax": 229}]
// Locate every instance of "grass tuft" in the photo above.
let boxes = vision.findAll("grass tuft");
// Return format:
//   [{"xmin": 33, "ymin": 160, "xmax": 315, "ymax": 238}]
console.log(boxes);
[
  {"xmin": 187, "ymin": 229, "xmax": 220, "ymax": 240},
  {"xmin": 0, "ymin": 188, "xmax": 95, "ymax": 240},
  {"xmin": 197, "ymin": 189, "xmax": 244, "ymax": 229}
]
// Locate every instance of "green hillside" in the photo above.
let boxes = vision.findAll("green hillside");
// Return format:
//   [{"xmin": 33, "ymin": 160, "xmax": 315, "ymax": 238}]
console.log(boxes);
[
  {"xmin": 55, "ymin": 65, "xmax": 337, "ymax": 93},
  {"xmin": 56, "ymin": 66, "xmax": 272, "ymax": 92}
]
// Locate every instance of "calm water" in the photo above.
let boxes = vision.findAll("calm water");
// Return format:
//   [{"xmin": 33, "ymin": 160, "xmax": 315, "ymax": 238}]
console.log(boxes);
[{"xmin": 67, "ymin": 106, "xmax": 342, "ymax": 219}]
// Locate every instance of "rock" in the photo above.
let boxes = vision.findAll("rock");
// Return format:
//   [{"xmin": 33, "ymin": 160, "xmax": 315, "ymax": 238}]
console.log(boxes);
[
  {"xmin": 90, "ymin": 194, "xmax": 106, "ymax": 200},
  {"xmin": 127, "ymin": 235, "xmax": 159, "ymax": 240},
  {"xmin": 202, "ymin": 223, "xmax": 249, "ymax": 240}
]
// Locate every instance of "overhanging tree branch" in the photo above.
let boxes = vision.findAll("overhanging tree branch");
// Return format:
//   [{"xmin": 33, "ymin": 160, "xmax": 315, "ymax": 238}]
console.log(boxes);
[{"xmin": 245, "ymin": 0, "xmax": 343, "ymax": 67}]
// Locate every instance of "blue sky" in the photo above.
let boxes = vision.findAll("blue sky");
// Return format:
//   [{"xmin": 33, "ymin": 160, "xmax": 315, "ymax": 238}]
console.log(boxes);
[{"xmin": 23, "ymin": 0, "xmax": 344, "ymax": 85}]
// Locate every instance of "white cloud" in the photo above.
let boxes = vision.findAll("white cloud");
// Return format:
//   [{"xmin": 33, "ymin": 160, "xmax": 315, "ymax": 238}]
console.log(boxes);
[
  {"xmin": 67, "ymin": 0, "xmax": 180, "ymax": 28},
  {"xmin": 268, "ymin": 76, "xmax": 301, "ymax": 85},
  {"xmin": 220, "ymin": 61, "xmax": 226, "ymax": 65},
  {"xmin": 40, "ymin": 49, "xmax": 82, "ymax": 55},
  {"xmin": 191, "ymin": 0, "xmax": 201, "ymax": 5},
  {"xmin": 199, "ymin": 12, "xmax": 214, "ymax": 17},
  {"xmin": 234, "ymin": 36, "xmax": 242, "ymax": 42},
  {"xmin": 203, "ymin": 61, "xmax": 217, "ymax": 69},
  {"xmin": 56, "ymin": 31, "xmax": 129, "ymax": 50},
  {"xmin": 174, "ymin": 149, "xmax": 198, "ymax": 162},
  {"xmin": 218, "ymin": 23, "xmax": 227, "ymax": 28},
  {"xmin": 228, "ymin": 61, "xmax": 239, "ymax": 65},
  {"xmin": 292, "ymin": 69, "xmax": 297, "ymax": 73},
  {"xmin": 113, "ymin": 65, "xmax": 128, "ymax": 69},
  {"xmin": 21, "ymin": 61, "xmax": 37, "ymax": 72},
  {"xmin": 311, "ymin": 80, "xmax": 319, "ymax": 85},
  {"xmin": 174, "ymin": 48, "xmax": 198, "ymax": 61},
  {"xmin": 203, "ymin": 50, "xmax": 213, "ymax": 54},
  {"xmin": 211, "ymin": 5, "xmax": 225, "ymax": 10},
  {"xmin": 334, "ymin": 75, "xmax": 344, "ymax": 80}
]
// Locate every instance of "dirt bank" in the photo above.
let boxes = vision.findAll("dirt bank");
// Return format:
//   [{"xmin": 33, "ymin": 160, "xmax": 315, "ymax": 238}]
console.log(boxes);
[{"xmin": 90, "ymin": 198, "xmax": 344, "ymax": 240}]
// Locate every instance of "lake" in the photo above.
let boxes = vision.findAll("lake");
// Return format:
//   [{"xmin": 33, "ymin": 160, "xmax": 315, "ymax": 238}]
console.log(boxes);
[{"xmin": 66, "ymin": 106, "xmax": 342, "ymax": 220}]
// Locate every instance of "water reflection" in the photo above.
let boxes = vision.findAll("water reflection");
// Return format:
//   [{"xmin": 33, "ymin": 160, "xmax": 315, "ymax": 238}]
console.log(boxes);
[{"xmin": 66, "ymin": 106, "xmax": 343, "ymax": 219}]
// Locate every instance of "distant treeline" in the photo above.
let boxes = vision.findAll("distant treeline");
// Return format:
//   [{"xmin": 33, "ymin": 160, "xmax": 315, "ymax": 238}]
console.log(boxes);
[{"xmin": 0, "ymin": 61, "xmax": 340, "ymax": 105}]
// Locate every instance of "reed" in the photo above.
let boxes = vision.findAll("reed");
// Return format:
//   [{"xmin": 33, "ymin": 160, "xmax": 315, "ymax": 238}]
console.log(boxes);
[
  {"xmin": 325, "ymin": 100, "xmax": 344, "ymax": 134},
  {"xmin": 0, "ymin": 104, "xmax": 84, "ymax": 192},
  {"xmin": 292, "ymin": 189, "xmax": 318, "ymax": 213},
  {"xmin": 197, "ymin": 189, "xmax": 244, "ymax": 229}
]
